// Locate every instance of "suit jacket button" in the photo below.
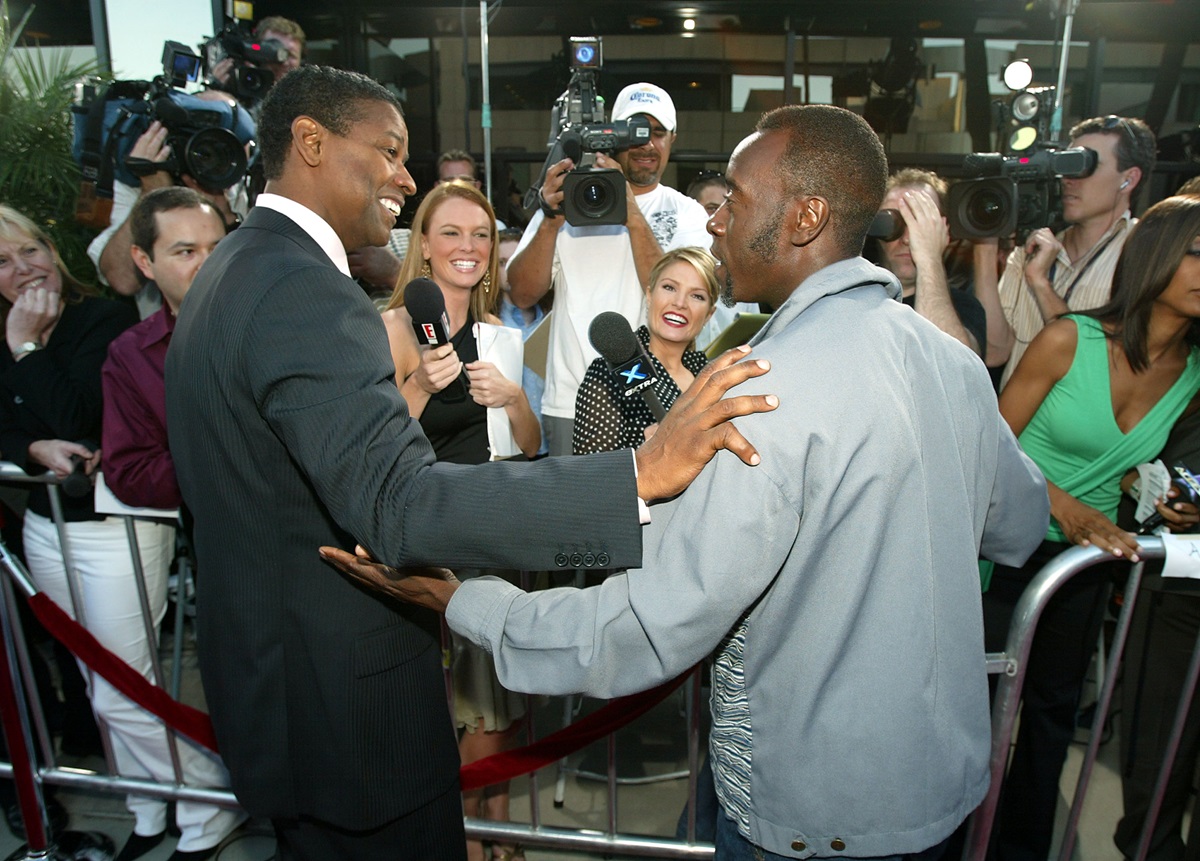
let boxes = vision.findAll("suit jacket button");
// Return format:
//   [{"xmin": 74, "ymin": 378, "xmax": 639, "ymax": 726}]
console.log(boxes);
[
  {"xmin": 569, "ymin": 553, "xmax": 584, "ymax": 567},
  {"xmin": 583, "ymin": 553, "xmax": 596, "ymax": 567},
  {"xmin": 597, "ymin": 553, "xmax": 610, "ymax": 566},
  {"xmin": 830, "ymin": 839, "xmax": 846, "ymax": 851},
  {"xmin": 791, "ymin": 840, "xmax": 807, "ymax": 852},
  {"xmin": 554, "ymin": 553, "xmax": 569, "ymax": 568}
]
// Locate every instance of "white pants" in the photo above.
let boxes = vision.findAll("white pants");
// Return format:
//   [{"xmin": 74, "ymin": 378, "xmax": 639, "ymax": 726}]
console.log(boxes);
[{"xmin": 23, "ymin": 512, "xmax": 244, "ymax": 850}]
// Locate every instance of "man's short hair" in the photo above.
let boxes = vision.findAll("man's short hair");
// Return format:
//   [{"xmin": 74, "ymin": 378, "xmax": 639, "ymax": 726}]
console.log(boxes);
[
  {"xmin": 437, "ymin": 149, "xmax": 477, "ymax": 178},
  {"xmin": 1069, "ymin": 115, "xmax": 1157, "ymax": 202},
  {"xmin": 129, "ymin": 186, "xmax": 219, "ymax": 259},
  {"xmin": 258, "ymin": 65, "xmax": 402, "ymax": 181},
  {"xmin": 756, "ymin": 105, "xmax": 887, "ymax": 256},
  {"xmin": 256, "ymin": 16, "xmax": 306, "ymax": 52},
  {"xmin": 497, "ymin": 227, "xmax": 523, "ymax": 243},
  {"xmin": 686, "ymin": 171, "xmax": 728, "ymax": 201},
  {"xmin": 886, "ymin": 168, "xmax": 948, "ymax": 214}
]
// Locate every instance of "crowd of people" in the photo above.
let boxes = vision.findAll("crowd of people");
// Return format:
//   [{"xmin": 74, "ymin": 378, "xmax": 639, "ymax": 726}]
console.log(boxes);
[{"xmin": 2, "ymin": 18, "xmax": 1200, "ymax": 861}]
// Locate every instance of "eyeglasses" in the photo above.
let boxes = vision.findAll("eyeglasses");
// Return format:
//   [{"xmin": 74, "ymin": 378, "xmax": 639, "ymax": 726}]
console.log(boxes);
[
  {"xmin": 694, "ymin": 169, "xmax": 723, "ymax": 181},
  {"xmin": 438, "ymin": 175, "xmax": 477, "ymax": 185}
]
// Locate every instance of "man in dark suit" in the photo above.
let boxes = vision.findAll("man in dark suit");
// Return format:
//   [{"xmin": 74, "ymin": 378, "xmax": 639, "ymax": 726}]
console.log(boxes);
[{"xmin": 165, "ymin": 65, "xmax": 774, "ymax": 860}]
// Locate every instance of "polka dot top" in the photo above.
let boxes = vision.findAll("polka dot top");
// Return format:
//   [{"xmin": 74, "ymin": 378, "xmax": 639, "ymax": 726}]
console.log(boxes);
[{"xmin": 572, "ymin": 325, "xmax": 709, "ymax": 455}]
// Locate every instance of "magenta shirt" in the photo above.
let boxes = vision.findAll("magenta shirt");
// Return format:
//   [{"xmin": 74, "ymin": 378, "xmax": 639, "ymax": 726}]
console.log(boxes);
[{"xmin": 100, "ymin": 305, "xmax": 181, "ymax": 510}]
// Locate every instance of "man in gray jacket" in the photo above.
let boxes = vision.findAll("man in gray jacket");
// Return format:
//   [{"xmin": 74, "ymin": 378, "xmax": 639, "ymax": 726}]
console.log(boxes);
[{"xmin": 325, "ymin": 105, "xmax": 1049, "ymax": 860}]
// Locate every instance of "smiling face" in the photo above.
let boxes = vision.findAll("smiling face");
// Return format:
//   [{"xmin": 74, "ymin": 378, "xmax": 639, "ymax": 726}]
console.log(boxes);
[
  {"xmin": 646, "ymin": 260, "xmax": 715, "ymax": 348},
  {"xmin": 614, "ymin": 114, "xmax": 675, "ymax": 190},
  {"xmin": 317, "ymin": 100, "xmax": 417, "ymax": 251},
  {"xmin": 0, "ymin": 231, "xmax": 62, "ymax": 306},
  {"xmin": 708, "ymin": 131, "xmax": 794, "ymax": 307},
  {"xmin": 420, "ymin": 196, "xmax": 493, "ymax": 295}
]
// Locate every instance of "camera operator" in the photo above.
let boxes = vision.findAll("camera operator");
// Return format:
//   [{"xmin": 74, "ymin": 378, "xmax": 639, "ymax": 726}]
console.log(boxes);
[
  {"xmin": 86, "ymin": 113, "xmax": 248, "ymax": 317},
  {"xmin": 506, "ymin": 82, "xmax": 711, "ymax": 455},
  {"xmin": 209, "ymin": 16, "xmax": 304, "ymax": 100},
  {"xmin": 875, "ymin": 168, "xmax": 987, "ymax": 357},
  {"xmin": 981, "ymin": 115, "xmax": 1156, "ymax": 389}
]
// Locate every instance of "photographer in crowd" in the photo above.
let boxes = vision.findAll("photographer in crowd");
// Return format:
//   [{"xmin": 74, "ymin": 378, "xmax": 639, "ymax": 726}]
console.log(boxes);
[
  {"xmin": 976, "ymin": 114, "xmax": 1156, "ymax": 389},
  {"xmin": 506, "ymin": 82, "xmax": 711, "ymax": 455},
  {"xmin": 208, "ymin": 16, "xmax": 305, "ymax": 106},
  {"xmin": 86, "ymin": 106, "xmax": 254, "ymax": 316},
  {"xmin": 874, "ymin": 168, "xmax": 987, "ymax": 357}
]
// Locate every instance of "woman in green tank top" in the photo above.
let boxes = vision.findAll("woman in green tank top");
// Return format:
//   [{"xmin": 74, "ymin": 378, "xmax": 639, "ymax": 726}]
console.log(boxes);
[{"xmin": 983, "ymin": 194, "xmax": 1200, "ymax": 861}]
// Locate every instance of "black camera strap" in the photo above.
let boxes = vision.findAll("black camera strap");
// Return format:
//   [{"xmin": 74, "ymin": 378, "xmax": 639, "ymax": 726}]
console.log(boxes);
[{"xmin": 1053, "ymin": 229, "xmax": 1120, "ymax": 305}]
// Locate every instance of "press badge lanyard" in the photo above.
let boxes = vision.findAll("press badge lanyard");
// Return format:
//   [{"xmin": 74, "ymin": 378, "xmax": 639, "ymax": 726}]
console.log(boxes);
[{"xmin": 1049, "ymin": 230, "xmax": 1121, "ymax": 306}]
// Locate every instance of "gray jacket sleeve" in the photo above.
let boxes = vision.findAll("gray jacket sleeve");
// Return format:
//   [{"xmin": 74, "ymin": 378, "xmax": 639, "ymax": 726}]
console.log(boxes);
[
  {"xmin": 446, "ymin": 452, "xmax": 797, "ymax": 698},
  {"xmin": 980, "ymin": 421, "xmax": 1050, "ymax": 567}
]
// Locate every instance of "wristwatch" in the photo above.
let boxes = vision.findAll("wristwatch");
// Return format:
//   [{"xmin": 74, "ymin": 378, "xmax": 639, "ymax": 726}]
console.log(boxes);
[{"xmin": 11, "ymin": 341, "xmax": 41, "ymax": 360}]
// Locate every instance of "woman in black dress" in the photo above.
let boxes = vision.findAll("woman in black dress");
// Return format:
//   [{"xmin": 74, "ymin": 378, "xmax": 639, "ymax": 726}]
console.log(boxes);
[
  {"xmin": 380, "ymin": 181, "xmax": 538, "ymax": 861},
  {"xmin": 573, "ymin": 246, "xmax": 719, "ymax": 455}
]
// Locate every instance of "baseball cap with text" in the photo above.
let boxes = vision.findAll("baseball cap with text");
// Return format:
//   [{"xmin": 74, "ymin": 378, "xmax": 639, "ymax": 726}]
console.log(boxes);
[{"xmin": 611, "ymin": 83, "xmax": 677, "ymax": 133}]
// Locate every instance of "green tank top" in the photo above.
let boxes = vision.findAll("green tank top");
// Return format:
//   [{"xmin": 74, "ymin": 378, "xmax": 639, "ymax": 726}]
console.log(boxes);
[{"xmin": 1018, "ymin": 315, "xmax": 1200, "ymax": 542}]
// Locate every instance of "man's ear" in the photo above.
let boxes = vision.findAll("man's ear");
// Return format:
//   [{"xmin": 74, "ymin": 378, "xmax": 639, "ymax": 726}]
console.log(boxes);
[
  {"xmin": 1121, "ymin": 166, "xmax": 1142, "ymax": 194},
  {"xmin": 130, "ymin": 245, "xmax": 156, "ymax": 282},
  {"xmin": 293, "ymin": 116, "xmax": 324, "ymax": 168},
  {"xmin": 789, "ymin": 196, "xmax": 830, "ymax": 247}
]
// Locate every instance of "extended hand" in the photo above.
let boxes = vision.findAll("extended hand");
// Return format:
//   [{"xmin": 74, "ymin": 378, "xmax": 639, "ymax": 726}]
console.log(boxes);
[
  {"xmin": 412, "ymin": 344, "xmax": 463, "ymax": 394},
  {"xmin": 634, "ymin": 345, "xmax": 777, "ymax": 501},
  {"xmin": 1051, "ymin": 486, "xmax": 1141, "ymax": 561},
  {"xmin": 318, "ymin": 545, "xmax": 460, "ymax": 612}
]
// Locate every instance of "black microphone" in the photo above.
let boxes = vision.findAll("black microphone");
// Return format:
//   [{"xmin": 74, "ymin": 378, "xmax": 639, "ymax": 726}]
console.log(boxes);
[
  {"xmin": 588, "ymin": 311, "xmax": 666, "ymax": 422},
  {"xmin": 402, "ymin": 277, "xmax": 468, "ymax": 400},
  {"xmin": 61, "ymin": 439, "xmax": 99, "ymax": 499}
]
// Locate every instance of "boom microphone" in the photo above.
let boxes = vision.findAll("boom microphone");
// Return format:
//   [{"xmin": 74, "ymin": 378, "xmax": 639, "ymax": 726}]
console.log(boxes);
[
  {"xmin": 588, "ymin": 311, "xmax": 666, "ymax": 422},
  {"xmin": 402, "ymin": 277, "xmax": 468, "ymax": 400}
]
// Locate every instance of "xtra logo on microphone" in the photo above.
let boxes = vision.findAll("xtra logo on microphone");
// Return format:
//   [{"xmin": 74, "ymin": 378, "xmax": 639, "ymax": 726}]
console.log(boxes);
[{"xmin": 615, "ymin": 357, "xmax": 655, "ymax": 397}]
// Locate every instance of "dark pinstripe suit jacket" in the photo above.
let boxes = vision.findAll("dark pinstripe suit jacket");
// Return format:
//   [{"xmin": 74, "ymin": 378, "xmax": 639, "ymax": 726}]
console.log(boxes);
[{"xmin": 165, "ymin": 207, "xmax": 641, "ymax": 828}]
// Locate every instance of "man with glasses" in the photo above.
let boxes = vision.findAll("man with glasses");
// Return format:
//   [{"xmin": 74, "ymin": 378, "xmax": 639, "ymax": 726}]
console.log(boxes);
[
  {"xmin": 507, "ymin": 82, "xmax": 711, "ymax": 455},
  {"xmin": 979, "ymin": 114, "xmax": 1156, "ymax": 389}
]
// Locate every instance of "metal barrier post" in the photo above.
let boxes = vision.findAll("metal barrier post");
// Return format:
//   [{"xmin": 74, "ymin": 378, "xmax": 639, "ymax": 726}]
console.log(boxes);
[
  {"xmin": 964, "ymin": 539, "xmax": 1166, "ymax": 861},
  {"xmin": 120, "ymin": 516, "xmax": 184, "ymax": 786},
  {"xmin": 1057, "ymin": 560, "xmax": 1145, "ymax": 860},
  {"xmin": 0, "ymin": 552, "xmax": 52, "ymax": 857}
]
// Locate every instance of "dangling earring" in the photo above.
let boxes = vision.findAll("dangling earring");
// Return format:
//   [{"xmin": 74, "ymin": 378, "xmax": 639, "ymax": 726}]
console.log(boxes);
[
  {"xmin": 480, "ymin": 271, "xmax": 492, "ymax": 294},
  {"xmin": 420, "ymin": 260, "xmax": 432, "ymax": 279}
]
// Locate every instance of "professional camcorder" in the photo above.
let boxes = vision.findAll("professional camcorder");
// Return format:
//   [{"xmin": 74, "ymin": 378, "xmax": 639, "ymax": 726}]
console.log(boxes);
[
  {"xmin": 203, "ymin": 20, "xmax": 288, "ymax": 104},
  {"xmin": 524, "ymin": 36, "xmax": 652, "ymax": 226},
  {"xmin": 72, "ymin": 39, "xmax": 256, "ymax": 221},
  {"xmin": 947, "ymin": 147, "xmax": 1097, "ymax": 242}
]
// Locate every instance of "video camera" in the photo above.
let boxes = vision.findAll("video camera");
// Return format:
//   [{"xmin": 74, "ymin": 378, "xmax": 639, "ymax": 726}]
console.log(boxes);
[
  {"xmin": 203, "ymin": 20, "xmax": 288, "ymax": 105},
  {"xmin": 947, "ymin": 147, "xmax": 1097, "ymax": 242},
  {"xmin": 72, "ymin": 39, "xmax": 256, "ymax": 217},
  {"xmin": 523, "ymin": 37, "xmax": 652, "ymax": 226}
]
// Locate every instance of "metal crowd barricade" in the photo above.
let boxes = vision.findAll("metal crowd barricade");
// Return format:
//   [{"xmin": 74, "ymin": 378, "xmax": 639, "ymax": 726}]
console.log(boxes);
[
  {"xmin": 963, "ymin": 537, "xmax": 1198, "ymax": 861},
  {"xmin": 0, "ymin": 462, "xmax": 242, "ymax": 861}
]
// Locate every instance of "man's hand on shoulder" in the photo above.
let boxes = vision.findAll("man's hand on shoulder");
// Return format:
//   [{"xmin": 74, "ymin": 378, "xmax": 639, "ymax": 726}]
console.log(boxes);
[
  {"xmin": 319, "ymin": 545, "xmax": 460, "ymax": 612},
  {"xmin": 634, "ymin": 345, "xmax": 777, "ymax": 501}
]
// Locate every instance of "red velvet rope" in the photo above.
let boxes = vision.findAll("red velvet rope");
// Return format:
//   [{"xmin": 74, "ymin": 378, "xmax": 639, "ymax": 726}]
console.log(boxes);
[
  {"xmin": 26, "ymin": 591, "xmax": 689, "ymax": 791},
  {"xmin": 27, "ymin": 592, "xmax": 221, "ymax": 752},
  {"xmin": 460, "ymin": 671, "xmax": 690, "ymax": 792}
]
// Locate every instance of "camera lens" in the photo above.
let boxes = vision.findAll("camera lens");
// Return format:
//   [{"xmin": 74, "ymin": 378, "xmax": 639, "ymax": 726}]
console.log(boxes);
[
  {"xmin": 574, "ymin": 179, "xmax": 611, "ymax": 218},
  {"xmin": 965, "ymin": 187, "xmax": 1007, "ymax": 233},
  {"xmin": 183, "ymin": 127, "xmax": 248, "ymax": 191}
]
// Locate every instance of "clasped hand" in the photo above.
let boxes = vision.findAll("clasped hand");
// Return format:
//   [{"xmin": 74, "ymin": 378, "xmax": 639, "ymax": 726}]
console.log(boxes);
[
  {"xmin": 28, "ymin": 439, "xmax": 100, "ymax": 480},
  {"xmin": 7, "ymin": 286, "xmax": 61, "ymax": 351},
  {"xmin": 412, "ymin": 343, "xmax": 463, "ymax": 394}
]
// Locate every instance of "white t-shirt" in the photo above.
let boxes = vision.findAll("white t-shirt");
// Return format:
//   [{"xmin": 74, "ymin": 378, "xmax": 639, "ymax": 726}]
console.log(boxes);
[{"xmin": 515, "ymin": 183, "xmax": 711, "ymax": 419}]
